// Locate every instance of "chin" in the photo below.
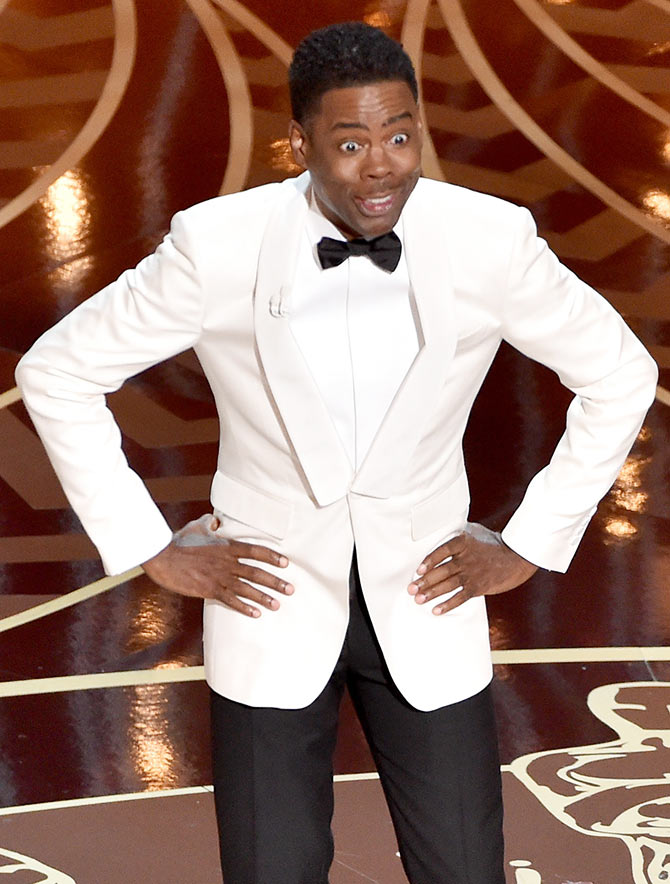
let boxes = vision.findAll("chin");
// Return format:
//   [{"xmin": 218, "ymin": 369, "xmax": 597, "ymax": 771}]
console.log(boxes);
[
  {"xmin": 353, "ymin": 214, "xmax": 399, "ymax": 238},
  {"xmin": 361, "ymin": 221, "xmax": 398, "ymax": 238}
]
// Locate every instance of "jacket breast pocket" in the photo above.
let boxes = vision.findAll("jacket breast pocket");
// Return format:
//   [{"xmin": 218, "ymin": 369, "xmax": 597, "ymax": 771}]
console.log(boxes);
[
  {"xmin": 211, "ymin": 471, "xmax": 293, "ymax": 540},
  {"xmin": 410, "ymin": 472, "xmax": 470, "ymax": 541}
]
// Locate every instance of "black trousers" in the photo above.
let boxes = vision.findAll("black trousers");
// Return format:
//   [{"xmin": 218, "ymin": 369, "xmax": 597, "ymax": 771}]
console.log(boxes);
[{"xmin": 210, "ymin": 557, "xmax": 505, "ymax": 884}]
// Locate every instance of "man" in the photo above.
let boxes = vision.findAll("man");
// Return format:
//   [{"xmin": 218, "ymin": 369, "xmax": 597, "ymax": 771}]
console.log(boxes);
[{"xmin": 16, "ymin": 21, "xmax": 657, "ymax": 884}]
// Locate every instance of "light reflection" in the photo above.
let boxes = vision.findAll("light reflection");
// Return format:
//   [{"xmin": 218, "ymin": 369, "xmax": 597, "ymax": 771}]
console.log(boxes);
[
  {"xmin": 269, "ymin": 138, "xmax": 302, "ymax": 174},
  {"xmin": 643, "ymin": 188, "xmax": 670, "ymax": 222},
  {"xmin": 542, "ymin": 0, "xmax": 577, "ymax": 5},
  {"xmin": 126, "ymin": 592, "xmax": 173, "ymax": 654},
  {"xmin": 612, "ymin": 456, "xmax": 650, "ymax": 513},
  {"xmin": 604, "ymin": 518, "xmax": 638, "ymax": 538},
  {"xmin": 363, "ymin": 0, "xmax": 404, "ymax": 27},
  {"xmin": 647, "ymin": 41, "xmax": 670, "ymax": 59},
  {"xmin": 39, "ymin": 168, "xmax": 91, "ymax": 264},
  {"xmin": 488, "ymin": 618, "xmax": 510, "ymax": 651},
  {"xmin": 603, "ymin": 451, "xmax": 650, "ymax": 540},
  {"xmin": 488, "ymin": 619, "xmax": 513, "ymax": 682},
  {"xmin": 128, "ymin": 684, "xmax": 178, "ymax": 791},
  {"xmin": 364, "ymin": 10, "xmax": 392, "ymax": 27},
  {"xmin": 49, "ymin": 253, "xmax": 94, "ymax": 290},
  {"xmin": 610, "ymin": 488, "xmax": 647, "ymax": 512},
  {"xmin": 612, "ymin": 456, "xmax": 650, "ymax": 514}
]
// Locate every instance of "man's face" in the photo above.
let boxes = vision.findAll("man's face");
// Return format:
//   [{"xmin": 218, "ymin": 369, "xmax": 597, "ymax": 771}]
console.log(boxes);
[{"xmin": 289, "ymin": 80, "xmax": 423, "ymax": 240}]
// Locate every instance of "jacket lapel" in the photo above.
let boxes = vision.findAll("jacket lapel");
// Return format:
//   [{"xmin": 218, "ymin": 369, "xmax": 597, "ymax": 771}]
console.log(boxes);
[
  {"xmin": 351, "ymin": 181, "xmax": 457, "ymax": 498},
  {"xmin": 254, "ymin": 176, "xmax": 457, "ymax": 506},
  {"xmin": 253, "ymin": 175, "xmax": 354, "ymax": 506}
]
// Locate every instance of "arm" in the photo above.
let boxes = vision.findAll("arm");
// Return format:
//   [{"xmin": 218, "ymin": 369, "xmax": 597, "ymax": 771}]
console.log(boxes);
[
  {"xmin": 16, "ymin": 212, "xmax": 291, "ymax": 613},
  {"xmin": 499, "ymin": 207, "xmax": 657, "ymax": 568},
  {"xmin": 16, "ymin": 213, "xmax": 204, "ymax": 575},
  {"xmin": 409, "ymin": 207, "xmax": 657, "ymax": 613}
]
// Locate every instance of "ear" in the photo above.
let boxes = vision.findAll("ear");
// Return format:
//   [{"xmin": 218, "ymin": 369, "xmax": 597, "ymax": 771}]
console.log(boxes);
[{"xmin": 288, "ymin": 120, "xmax": 309, "ymax": 169}]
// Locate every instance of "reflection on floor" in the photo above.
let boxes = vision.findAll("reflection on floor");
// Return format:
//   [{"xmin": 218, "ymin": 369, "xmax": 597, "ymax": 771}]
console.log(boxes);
[{"xmin": 2, "ymin": 0, "xmax": 670, "ymax": 881}]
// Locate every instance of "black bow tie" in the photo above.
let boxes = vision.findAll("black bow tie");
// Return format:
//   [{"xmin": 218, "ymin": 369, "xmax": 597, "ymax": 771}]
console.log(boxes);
[{"xmin": 316, "ymin": 230, "xmax": 402, "ymax": 273}]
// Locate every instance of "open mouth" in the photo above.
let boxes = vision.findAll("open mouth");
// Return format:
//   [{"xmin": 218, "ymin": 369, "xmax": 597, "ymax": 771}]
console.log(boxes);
[{"xmin": 355, "ymin": 193, "xmax": 396, "ymax": 215}]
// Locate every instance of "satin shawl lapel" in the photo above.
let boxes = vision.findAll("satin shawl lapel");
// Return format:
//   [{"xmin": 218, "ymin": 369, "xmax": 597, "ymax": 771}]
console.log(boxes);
[
  {"xmin": 351, "ymin": 183, "xmax": 457, "ymax": 498},
  {"xmin": 253, "ymin": 179, "xmax": 353, "ymax": 506}
]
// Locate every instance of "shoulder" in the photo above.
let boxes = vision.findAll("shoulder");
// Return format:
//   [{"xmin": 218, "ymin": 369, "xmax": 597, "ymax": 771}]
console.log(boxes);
[
  {"xmin": 406, "ymin": 179, "xmax": 539, "ymax": 290},
  {"xmin": 161, "ymin": 174, "xmax": 310, "ymax": 270},
  {"xmin": 172, "ymin": 175, "xmax": 306, "ymax": 233},
  {"xmin": 411, "ymin": 177, "xmax": 528, "ymax": 228}
]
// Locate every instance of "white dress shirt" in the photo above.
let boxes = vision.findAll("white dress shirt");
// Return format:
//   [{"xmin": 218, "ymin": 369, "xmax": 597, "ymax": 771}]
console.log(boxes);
[{"xmin": 289, "ymin": 196, "xmax": 420, "ymax": 469}]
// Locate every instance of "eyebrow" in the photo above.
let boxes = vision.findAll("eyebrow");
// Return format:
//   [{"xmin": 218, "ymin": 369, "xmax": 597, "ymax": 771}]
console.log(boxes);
[{"xmin": 330, "ymin": 111, "xmax": 413, "ymax": 131}]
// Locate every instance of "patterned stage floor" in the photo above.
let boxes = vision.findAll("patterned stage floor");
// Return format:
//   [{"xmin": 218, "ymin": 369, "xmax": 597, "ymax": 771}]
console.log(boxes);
[{"xmin": 2, "ymin": 1, "xmax": 670, "ymax": 881}]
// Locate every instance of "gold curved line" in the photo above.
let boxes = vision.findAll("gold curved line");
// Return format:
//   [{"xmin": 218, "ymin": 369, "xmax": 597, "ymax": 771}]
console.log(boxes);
[
  {"xmin": 210, "ymin": 0, "xmax": 293, "ymax": 66},
  {"xmin": 184, "ymin": 0, "xmax": 253, "ymax": 195},
  {"xmin": 0, "ymin": 787, "xmax": 213, "ymax": 817},
  {"xmin": 0, "ymin": 777, "xmax": 380, "ymax": 817},
  {"xmin": 0, "ymin": 664, "xmax": 204, "ymax": 698},
  {"xmin": 334, "ymin": 772, "xmax": 380, "ymax": 783},
  {"xmin": 0, "ymin": 386, "xmax": 21, "ymax": 409},
  {"xmin": 492, "ymin": 647, "xmax": 670, "ymax": 664},
  {"xmin": 644, "ymin": 0, "xmax": 670, "ymax": 13},
  {"xmin": 0, "ymin": 0, "xmax": 137, "ymax": 231},
  {"xmin": 401, "ymin": 0, "xmax": 445, "ymax": 182},
  {"xmin": 0, "ymin": 647, "xmax": 668, "ymax": 701},
  {"xmin": 0, "ymin": 567, "xmax": 143, "ymax": 634},
  {"xmin": 513, "ymin": 0, "xmax": 670, "ymax": 127},
  {"xmin": 655, "ymin": 384, "xmax": 670, "ymax": 408},
  {"xmin": 438, "ymin": 0, "xmax": 670, "ymax": 245}
]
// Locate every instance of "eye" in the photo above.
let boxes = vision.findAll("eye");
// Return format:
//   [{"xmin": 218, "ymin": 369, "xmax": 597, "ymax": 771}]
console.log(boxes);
[
  {"xmin": 340, "ymin": 140, "xmax": 360, "ymax": 153},
  {"xmin": 390, "ymin": 132, "xmax": 409, "ymax": 145}
]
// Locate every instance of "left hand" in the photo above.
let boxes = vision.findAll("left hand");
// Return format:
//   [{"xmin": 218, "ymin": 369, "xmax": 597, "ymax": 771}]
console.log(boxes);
[{"xmin": 408, "ymin": 522, "xmax": 538, "ymax": 615}]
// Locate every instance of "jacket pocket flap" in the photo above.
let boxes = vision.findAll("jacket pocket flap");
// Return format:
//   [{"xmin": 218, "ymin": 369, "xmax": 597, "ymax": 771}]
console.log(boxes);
[
  {"xmin": 411, "ymin": 473, "xmax": 470, "ymax": 541},
  {"xmin": 211, "ymin": 471, "xmax": 292, "ymax": 540}
]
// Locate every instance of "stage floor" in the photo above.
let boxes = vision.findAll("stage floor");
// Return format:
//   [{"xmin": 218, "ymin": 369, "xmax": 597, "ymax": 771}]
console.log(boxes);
[{"xmin": 2, "ymin": 0, "xmax": 670, "ymax": 881}]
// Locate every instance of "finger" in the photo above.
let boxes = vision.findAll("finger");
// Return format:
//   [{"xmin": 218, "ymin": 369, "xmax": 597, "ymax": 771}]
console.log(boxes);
[
  {"xmin": 431, "ymin": 587, "xmax": 474, "ymax": 616},
  {"xmin": 215, "ymin": 581, "xmax": 282, "ymax": 616},
  {"xmin": 235, "ymin": 563, "xmax": 294, "ymax": 595},
  {"xmin": 216, "ymin": 590, "xmax": 263, "ymax": 618},
  {"xmin": 408, "ymin": 560, "xmax": 462, "ymax": 597},
  {"xmin": 416, "ymin": 534, "xmax": 466, "ymax": 575},
  {"xmin": 230, "ymin": 580, "xmax": 283, "ymax": 612},
  {"xmin": 230, "ymin": 541, "xmax": 289, "ymax": 568},
  {"xmin": 413, "ymin": 574, "xmax": 464, "ymax": 605}
]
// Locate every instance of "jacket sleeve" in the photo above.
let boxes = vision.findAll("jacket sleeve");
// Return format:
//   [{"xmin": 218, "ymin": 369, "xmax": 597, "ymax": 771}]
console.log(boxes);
[
  {"xmin": 15, "ymin": 211, "xmax": 206, "ymax": 575},
  {"xmin": 499, "ymin": 206, "xmax": 658, "ymax": 571}
]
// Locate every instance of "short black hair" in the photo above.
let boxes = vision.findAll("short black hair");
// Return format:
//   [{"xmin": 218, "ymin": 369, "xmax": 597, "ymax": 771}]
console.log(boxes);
[{"xmin": 289, "ymin": 22, "xmax": 418, "ymax": 125}]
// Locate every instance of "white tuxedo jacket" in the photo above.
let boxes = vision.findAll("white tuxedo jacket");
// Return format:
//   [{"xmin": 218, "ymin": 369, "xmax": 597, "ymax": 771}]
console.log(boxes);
[{"xmin": 16, "ymin": 173, "xmax": 657, "ymax": 711}]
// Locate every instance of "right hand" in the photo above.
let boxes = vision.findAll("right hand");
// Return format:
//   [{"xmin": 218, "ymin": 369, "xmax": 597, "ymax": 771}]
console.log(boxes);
[{"xmin": 142, "ymin": 515, "xmax": 293, "ymax": 618}]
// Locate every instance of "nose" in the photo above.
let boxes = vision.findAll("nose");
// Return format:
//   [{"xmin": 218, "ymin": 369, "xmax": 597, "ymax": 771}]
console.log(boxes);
[{"xmin": 361, "ymin": 143, "xmax": 391, "ymax": 179}]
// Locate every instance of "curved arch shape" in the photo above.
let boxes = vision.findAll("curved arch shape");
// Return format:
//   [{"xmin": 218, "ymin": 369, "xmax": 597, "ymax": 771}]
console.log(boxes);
[
  {"xmin": 0, "ymin": 387, "xmax": 20, "ymax": 409},
  {"xmin": 0, "ymin": 0, "xmax": 137, "ymax": 231},
  {"xmin": 645, "ymin": 0, "xmax": 670, "ymax": 13},
  {"xmin": 211, "ymin": 0, "xmax": 293, "ymax": 66},
  {"xmin": 438, "ymin": 0, "xmax": 670, "ymax": 246},
  {"xmin": 402, "ymin": 0, "xmax": 446, "ymax": 181},
  {"xmin": 184, "ymin": 0, "xmax": 253, "ymax": 194},
  {"xmin": 0, "ymin": 566, "xmax": 142, "ymax": 634},
  {"xmin": 513, "ymin": 0, "xmax": 670, "ymax": 128}
]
